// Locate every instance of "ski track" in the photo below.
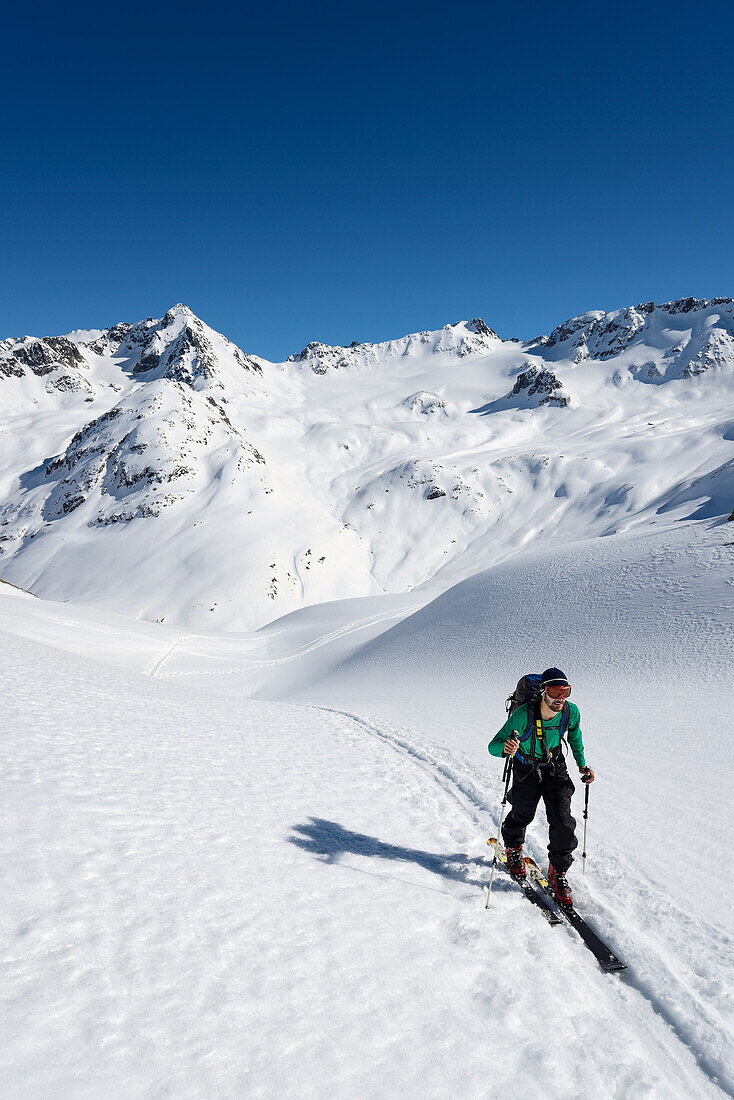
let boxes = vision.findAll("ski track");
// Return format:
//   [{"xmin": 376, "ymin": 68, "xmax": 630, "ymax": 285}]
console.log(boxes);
[
  {"xmin": 324, "ymin": 706, "xmax": 734, "ymax": 1098},
  {"xmin": 146, "ymin": 636, "xmax": 182, "ymax": 677},
  {"xmin": 149, "ymin": 604, "xmax": 421, "ymax": 680}
]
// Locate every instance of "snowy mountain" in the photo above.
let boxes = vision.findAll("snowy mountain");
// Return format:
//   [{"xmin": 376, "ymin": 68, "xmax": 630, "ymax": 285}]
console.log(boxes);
[
  {"xmin": 2, "ymin": 297, "xmax": 734, "ymax": 1097},
  {"xmin": 1, "ymin": 296, "xmax": 733, "ymax": 629}
]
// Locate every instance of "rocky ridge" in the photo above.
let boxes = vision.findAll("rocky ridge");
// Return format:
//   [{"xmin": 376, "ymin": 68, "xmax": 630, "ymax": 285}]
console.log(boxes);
[
  {"xmin": 0, "ymin": 305, "xmax": 265, "ymax": 407},
  {"xmin": 530, "ymin": 296, "xmax": 734, "ymax": 379},
  {"xmin": 288, "ymin": 318, "xmax": 499, "ymax": 374}
]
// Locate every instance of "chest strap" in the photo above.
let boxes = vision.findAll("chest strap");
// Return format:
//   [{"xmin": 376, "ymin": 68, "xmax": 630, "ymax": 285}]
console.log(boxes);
[{"xmin": 519, "ymin": 700, "xmax": 570, "ymax": 762}]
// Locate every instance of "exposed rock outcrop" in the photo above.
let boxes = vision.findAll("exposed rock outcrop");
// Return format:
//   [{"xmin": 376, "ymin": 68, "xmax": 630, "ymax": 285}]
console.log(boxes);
[{"xmin": 510, "ymin": 366, "xmax": 570, "ymax": 407}]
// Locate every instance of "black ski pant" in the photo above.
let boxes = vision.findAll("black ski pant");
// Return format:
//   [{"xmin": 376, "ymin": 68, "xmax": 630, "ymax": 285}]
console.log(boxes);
[{"xmin": 501, "ymin": 756, "xmax": 578, "ymax": 873}]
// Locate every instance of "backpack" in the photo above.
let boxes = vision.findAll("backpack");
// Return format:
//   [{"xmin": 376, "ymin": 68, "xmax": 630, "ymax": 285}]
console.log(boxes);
[{"xmin": 506, "ymin": 673, "xmax": 570, "ymax": 764}]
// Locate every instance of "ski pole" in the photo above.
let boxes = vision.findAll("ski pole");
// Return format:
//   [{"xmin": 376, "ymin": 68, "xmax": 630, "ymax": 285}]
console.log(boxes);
[
  {"xmin": 581, "ymin": 780, "xmax": 590, "ymax": 875},
  {"xmin": 485, "ymin": 754, "xmax": 513, "ymax": 907}
]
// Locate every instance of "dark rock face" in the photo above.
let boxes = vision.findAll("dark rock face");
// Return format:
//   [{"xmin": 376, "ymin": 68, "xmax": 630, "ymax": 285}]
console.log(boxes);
[
  {"xmin": 585, "ymin": 307, "xmax": 650, "ymax": 360},
  {"xmin": 0, "ymin": 346, "xmax": 24, "ymax": 378},
  {"xmin": 511, "ymin": 366, "xmax": 569, "ymax": 406},
  {"xmin": 660, "ymin": 297, "xmax": 704, "ymax": 314},
  {"xmin": 290, "ymin": 342, "xmax": 327, "ymax": 363},
  {"xmin": 657, "ymin": 295, "xmax": 731, "ymax": 315},
  {"xmin": 681, "ymin": 330, "xmax": 734, "ymax": 378},
  {"xmin": 287, "ymin": 341, "xmax": 354, "ymax": 374},
  {"xmin": 13, "ymin": 337, "xmax": 84, "ymax": 374},
  {"xmin": 135, "ymin": 350, "xmax": 162, "ymax": 373},
  {"xmin": 132, "ymin": 310, "xmax": 264, "ymax": 382},
  {"xmin": 83, "ymin": 321, "xmax": 152, "ymax": 357},
  {"xmin": 42, "ymin": 337, "xmax": 86, "ymax": 368},
  {"xmin": 0, "ymin": 335, "xmax": 92, "ymax": 393},
  {"xmin": 466, "ymin": 318, "xmax": 498, "ymax": 339},
  {"xmin": 542, "ymin": 314, "xmax": 599, "ymax": 351},
  {"xmin": 426, "ymin": 486, "xmax": 446, "ymax": 499},
  {"xmin": 232, "ymin": 345, "xmax": 263, "ymax": 373}
]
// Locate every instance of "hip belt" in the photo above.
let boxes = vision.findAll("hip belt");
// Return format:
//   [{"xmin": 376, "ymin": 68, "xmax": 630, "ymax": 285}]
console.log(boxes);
[{"xmin": 514, "ymin": 747, "xmax": 563, "ymax": 772}]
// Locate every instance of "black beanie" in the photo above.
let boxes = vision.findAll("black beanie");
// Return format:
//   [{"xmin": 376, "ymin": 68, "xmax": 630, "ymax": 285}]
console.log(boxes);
[{"xmin": 540, "ymin": 667, "xmax": 569, "ymax": 686}]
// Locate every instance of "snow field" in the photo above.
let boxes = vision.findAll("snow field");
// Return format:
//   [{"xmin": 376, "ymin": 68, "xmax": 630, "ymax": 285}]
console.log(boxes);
[{"xmin": 1, "ymin": 618, "xmax": 730, "ymax": 1098}]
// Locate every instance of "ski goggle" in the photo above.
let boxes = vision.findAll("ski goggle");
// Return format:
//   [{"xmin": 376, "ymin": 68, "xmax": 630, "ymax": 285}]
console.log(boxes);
[{"xmin": 544, "ymin": 683, "xmax": 571, "ymax": 699}]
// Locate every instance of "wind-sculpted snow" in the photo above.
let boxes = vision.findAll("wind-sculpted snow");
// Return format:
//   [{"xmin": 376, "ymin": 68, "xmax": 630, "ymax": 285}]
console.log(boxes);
[
  {"xmin": 401, "ymin": 390, "xmax": 449, "ymax": 415},
  {"xmin": 1, "ymin": 296, "xmax": 734, "ymax": 629}
]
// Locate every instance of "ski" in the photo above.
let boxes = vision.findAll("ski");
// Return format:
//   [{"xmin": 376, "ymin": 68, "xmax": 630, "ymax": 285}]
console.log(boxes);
[
  {"xmin": 487, "ymin": 839, "xmax": 563, "ymax": 925},
  {"xmin": 524, "ymin": 855, "xmax": 627, "ymax": 972}
]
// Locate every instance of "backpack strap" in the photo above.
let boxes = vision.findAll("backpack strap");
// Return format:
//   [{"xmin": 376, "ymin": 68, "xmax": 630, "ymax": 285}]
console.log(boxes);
[
  {"xmin": 525, "ymin": 700, "xmax": 544, "ymax": 763},
  {"xmin": 549, "ymin": 701, "xmax": 571, "ymax": 763},
  {"xmin": 520, "ymin": 700, "xmax": 570, "ymax": 763},
  {"xmin": 518, "ymin": 701, "xmax": 535, "ymax": 744},
  {"xmin": 535, "ymin": 707, "xmax": 549, "ymax": 764}
]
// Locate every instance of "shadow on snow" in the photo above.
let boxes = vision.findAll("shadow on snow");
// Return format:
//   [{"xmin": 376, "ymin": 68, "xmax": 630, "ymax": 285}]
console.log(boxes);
[{"xmin": 289, "ymin": 816, "xmax": 495, "ymax": 891}]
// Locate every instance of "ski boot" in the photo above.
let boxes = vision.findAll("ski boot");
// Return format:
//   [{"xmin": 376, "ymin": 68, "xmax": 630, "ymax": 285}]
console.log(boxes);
[
  {"xmin": 505, "ymin": 845, "xmax": 526, "ymax": 880},
  {"xmin": 548, "ymin": 864, "xmax": 572, "ymax": 906}
]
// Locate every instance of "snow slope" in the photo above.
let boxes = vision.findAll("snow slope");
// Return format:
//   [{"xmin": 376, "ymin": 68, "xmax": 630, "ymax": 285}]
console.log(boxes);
[{"xmin": 1, "ymin": 579, "xmax": 732, "ymax": 1098}]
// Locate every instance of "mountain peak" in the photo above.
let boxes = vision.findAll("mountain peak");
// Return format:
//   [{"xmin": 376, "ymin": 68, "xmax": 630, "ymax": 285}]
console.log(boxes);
[{"xmin": 162, "ymin": 303, "xmax": 198, "ymax": 325}]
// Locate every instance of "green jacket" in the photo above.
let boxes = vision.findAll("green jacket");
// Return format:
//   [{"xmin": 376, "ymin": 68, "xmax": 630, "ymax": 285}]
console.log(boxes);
[{"xmin": 488, "ymin": 702, "xmax": 586, "ymax": 768}]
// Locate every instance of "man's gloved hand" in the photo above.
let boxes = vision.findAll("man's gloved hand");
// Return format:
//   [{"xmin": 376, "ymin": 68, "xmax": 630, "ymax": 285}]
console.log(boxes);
[{"xmin": 580, "ymin": 766, "xmax": 595, "ymax": 784}]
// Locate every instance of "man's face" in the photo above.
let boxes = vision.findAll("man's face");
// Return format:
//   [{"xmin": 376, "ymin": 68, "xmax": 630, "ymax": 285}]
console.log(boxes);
[{"xmin": 543, "ymin": 685, "xmax": 570, "ymax": 712}]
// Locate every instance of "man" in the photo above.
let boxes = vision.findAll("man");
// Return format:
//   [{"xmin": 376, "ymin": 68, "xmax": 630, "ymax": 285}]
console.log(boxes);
[{"xmin": 487, "ymin": 667, "xmax": 595, "ymax": 905}]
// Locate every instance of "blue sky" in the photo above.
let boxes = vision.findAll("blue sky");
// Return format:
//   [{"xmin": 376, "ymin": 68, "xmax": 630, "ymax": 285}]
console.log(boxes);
[{"xmin": 3, "ymin": 0, "xmax": 733, "ymax": 360}]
